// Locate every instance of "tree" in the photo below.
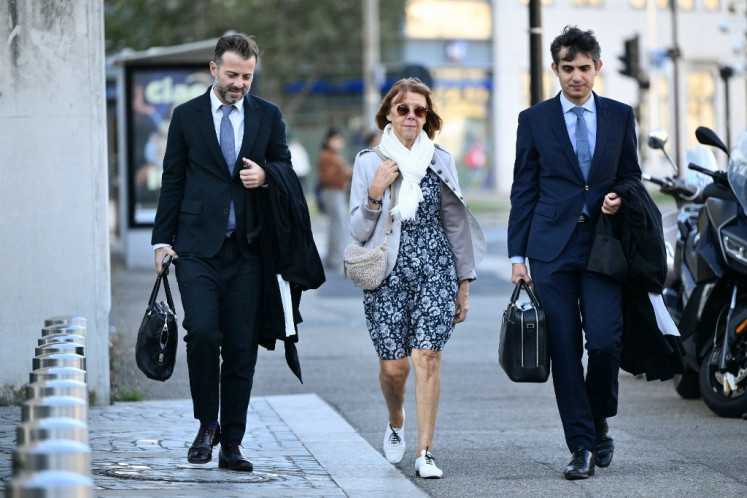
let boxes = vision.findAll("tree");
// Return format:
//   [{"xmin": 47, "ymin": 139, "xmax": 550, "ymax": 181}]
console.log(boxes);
[{"xmin": 104, "ymin": 0, "xmax": 406, "ymax": 114}]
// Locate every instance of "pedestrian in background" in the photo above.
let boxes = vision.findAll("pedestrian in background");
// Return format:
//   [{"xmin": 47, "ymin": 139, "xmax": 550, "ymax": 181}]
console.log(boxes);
[
  {"xmin": 151, "ymin": 33, "xmax": 319, "ymax": 472},
  {"xmin": 507, "ymin": 26, "xmax": 642, "ymax": 479},
  {"xmin": 318, "ymin": 126, "xmax": 353, "ymax": 272},
  {"xmin": 349, "ymin": 78, "xmax": 485, "ymax": 479}
]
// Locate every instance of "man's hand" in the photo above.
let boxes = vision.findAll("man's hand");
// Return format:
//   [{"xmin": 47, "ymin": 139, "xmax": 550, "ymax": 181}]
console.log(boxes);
[
  {"xmin": 602, "ymin": 192, "xmax": 621, "ymax": 215},
  {"xmin": 511, "ymin": 262, "xmax": 532, "ymax": 286},
  {"xmin": 240, "ymin": 158, "xmax": 266, "ymax": 188},
  {"xmin": 155, "ymin": 246, "xmax": 178, "ymax": 274},
  {"xmin": 453, "ymin": 280, "xmax": 470, "ymax": 324}
]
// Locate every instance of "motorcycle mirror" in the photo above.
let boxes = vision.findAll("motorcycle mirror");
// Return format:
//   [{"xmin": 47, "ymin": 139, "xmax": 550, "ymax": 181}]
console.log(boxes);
[
  {"xmin": 648, "ymin": 129, "xmax": 669, "ymax": 150},
  {"xmin": 695, "ymin": 126, "xmax": 730, "ymax": 156}
]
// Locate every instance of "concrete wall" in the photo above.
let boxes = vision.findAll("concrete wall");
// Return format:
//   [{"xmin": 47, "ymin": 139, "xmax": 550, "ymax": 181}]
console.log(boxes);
[{"xmin": 0, "ymin": 1, "xmax": 110, "ymax": 404}]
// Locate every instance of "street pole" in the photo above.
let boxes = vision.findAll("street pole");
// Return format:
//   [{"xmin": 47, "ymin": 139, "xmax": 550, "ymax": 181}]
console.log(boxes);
[
  {"xmin": 529, "ymin": 0, "xmax": 543, "ymax": 105},
  {"xmin": 669, "ymin": 0, "xmax": 683, "ymax": 174},
  {"xmin": 363, "ymin": 0, "xmax": 381, "ymax": 131},
  {"xmin": 720, "ymin": 65, "xmax": 734, "ymax": 148}
]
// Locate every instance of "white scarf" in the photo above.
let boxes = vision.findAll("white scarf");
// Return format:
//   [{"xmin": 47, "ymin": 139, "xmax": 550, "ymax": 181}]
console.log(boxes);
[{"xmin": 378, "ymin": 123, "xmax": 435, "ymax": 220}]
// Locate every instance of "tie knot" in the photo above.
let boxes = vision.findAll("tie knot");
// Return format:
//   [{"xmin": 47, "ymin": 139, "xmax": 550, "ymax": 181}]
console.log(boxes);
[
  {"xmin": 571, "ymin": 106, "xmax": 585, "ymax": 117},
  {"xmin": 220, "ymin": 104, "xmax": 235, "ymax": 117}
]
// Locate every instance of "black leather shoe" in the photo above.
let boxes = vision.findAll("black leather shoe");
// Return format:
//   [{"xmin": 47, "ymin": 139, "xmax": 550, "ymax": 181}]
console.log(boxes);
[
  {"xmin": 187, "ymin": 424, "xmax": 221, "ymax": 464},
  {"xmin": 595, "ymin": 419, "xmax": 614, "ymax": 468},
  {"xmin": 564, "ymin": 447, "xmax": 595, "ymax": 480},
  {"xmin": 218, "ymin": 442, "xmax": 254, "ymax": 471}
]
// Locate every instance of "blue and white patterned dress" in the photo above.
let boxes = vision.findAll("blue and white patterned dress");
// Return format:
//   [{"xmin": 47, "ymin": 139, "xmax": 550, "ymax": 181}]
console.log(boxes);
[{"xmin": 364, "ymin": 169, "xmax": 458, "ymax": 360}]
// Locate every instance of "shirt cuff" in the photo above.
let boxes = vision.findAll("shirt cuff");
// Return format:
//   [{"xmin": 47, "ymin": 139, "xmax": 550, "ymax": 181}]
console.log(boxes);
[
  {"xmin": 153, "ymin": 243, "xmax": 171, "ymax": 251},
  {"xmin": 510, "ymin": 256, "xmax": 526, "ymax": 264}
]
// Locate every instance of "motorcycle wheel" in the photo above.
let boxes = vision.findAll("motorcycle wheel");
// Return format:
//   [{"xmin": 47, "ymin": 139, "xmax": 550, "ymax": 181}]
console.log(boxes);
[
  {"xmin": 699, "ymin": 346, "xmax": 747, "ymax": 418},
  {"xmin": 673, "ymin": 368, "xmax": 701, "ymax": 399}
]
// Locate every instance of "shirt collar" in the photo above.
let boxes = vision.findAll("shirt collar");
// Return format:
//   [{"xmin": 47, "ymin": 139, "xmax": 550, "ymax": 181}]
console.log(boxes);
[
  {"xmin": 210, "ymin": 86, "xmax": 245, "ymax": 114},
  {"xmin": 560, "ymin": 92, "xmax": 595, "ymax": 114}
]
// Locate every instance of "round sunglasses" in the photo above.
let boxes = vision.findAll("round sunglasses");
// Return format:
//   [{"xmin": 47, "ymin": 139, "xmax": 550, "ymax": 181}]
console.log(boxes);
[{"xmin": 395, "ymin": 103, "xmax": 427, "ymax": 118}]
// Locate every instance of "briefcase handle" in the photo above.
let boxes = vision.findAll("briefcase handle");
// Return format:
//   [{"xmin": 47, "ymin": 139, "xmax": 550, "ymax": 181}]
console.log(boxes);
[
  {"xmin": 509, "ymin": 279, "xmax": 541, "ymax": 308},
  {"xmin": 146, "ymin": 255, "xmax": 176, "ymax": 315}
]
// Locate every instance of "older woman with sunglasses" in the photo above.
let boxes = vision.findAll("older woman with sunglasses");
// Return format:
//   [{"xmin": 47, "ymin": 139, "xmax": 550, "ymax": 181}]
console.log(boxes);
[{"xmin": 349, "ymin": 78, "xmax": 485, "ymax": 478}]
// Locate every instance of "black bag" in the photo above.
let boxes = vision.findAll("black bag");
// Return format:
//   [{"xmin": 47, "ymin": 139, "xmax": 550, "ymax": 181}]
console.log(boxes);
[
  {"xmin": 136, "ymin": 255, "xmax": 178, "ymax": 381},
  {"xmin": 499, "ymin": 279, "xmax": 550, "ymax": 383}
]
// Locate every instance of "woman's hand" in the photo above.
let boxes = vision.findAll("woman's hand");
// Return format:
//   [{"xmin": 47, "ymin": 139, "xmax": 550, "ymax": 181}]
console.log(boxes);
[
  {"xmin": 453, "ymin": 280, "xmax": 470, "ymax": 324},
  {"xmin": 368, "ymin": 159, "xmax": 399, "ymax": 209}
]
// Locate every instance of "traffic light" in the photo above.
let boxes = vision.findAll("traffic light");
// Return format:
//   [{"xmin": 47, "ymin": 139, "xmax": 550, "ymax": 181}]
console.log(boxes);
[{"xmin": 618, "ymin": 35, "xmax": 640, "ymax": 80}]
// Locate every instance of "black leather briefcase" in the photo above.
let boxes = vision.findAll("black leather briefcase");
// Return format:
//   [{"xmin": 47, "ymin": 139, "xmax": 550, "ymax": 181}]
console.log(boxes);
[{"xmin": 499, "ymin": 279, "xmax": 550, "ymax": 383}]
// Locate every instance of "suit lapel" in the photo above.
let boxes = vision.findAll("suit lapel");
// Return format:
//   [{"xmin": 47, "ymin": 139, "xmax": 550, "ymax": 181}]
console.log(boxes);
[
  {"xmin": 590, "ymin": 92, "xmax": 609, "ymax": 178},
  {"xmin": 548, "ymin": 94, "xmax": 580, "ymax": 176},
  {"xmin": 236, "ymin": 94, "xmax": 260, "ymax": 177},
  {"xmin": 196, "ymin": 88, "xmax": 230, "ymax": 173}
]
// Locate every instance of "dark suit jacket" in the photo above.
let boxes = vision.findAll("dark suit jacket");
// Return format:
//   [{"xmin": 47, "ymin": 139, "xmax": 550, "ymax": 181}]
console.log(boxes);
[
  {"xmin": 152, "ymin": 87, "xmax": 291, "ymax": 255},
  {"xmin": 507, "ymin": 92, "xmax": 641, "ymax": 263}
]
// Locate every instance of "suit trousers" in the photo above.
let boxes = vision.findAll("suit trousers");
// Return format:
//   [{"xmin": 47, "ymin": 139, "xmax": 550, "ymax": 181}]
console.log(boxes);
[
  {"xmin": 529, "ymin": 221, "xmax": 623, "ymax": 453},
  {"xmin": 174, "ymin": 236, "xmax": 262, "ymax": 445}
]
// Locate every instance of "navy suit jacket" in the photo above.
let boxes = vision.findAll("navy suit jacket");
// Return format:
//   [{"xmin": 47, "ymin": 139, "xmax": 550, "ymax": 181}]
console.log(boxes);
[
  {"xmin": 507, "ymin": 92, "xmax": 641, "ymax": 263},
  {"xmin": 152, "ymin": 88, "xmax": 291, "ymax": 258}
]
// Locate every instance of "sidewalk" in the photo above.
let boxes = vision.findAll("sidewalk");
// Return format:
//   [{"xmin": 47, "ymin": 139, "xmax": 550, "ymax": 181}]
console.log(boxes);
[{"xmin": 1, "ymin": 394, "xmax": 425, "ymax": 497}]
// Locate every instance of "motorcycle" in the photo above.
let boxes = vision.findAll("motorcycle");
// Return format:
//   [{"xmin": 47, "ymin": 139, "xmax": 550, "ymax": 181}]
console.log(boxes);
[{"xmin": 647, "ymin": 126, "xmax": 747, "ymax": 418}]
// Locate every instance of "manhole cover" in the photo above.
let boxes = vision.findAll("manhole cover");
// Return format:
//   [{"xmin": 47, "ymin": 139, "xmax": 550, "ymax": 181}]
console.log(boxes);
[{"xmin": 94, "ymin": 460, "xmax": 283, "ymax": 484}]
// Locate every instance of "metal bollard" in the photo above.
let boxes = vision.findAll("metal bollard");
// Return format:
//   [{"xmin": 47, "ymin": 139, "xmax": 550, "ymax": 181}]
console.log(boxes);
[
  {"xmin": 34, "ymin": 342, "xmax": 85, "ymax": 358},
  {"xmin": 25, "ymin": 379, "xmax": 88, "ymax": 402},
  {"xmin": 29, "ymin": 366, "xmax": 86, "ymax": 384},
  {"xmin": 12, "ymin": 439, "xmax": 91, "ymax": 476},
  {"xmin": 22, "ymin": 395, "xmax": 88, "ymax": 423},
  {"xmin": 40, "ymin": 324, "xmax": 86, "ymax": 338},
  {"xmin": 32, "ymin": 353, "xmax": 86, "ymax": 372},
  {"xmin": 5, "ymin": 470, "xmax": 94, "ymax": 498},
  {"xmin": 43, "ymin": 316, "xmax": 87, "ymax": 328},
  {"xmin": 37, "ymin": 333, "xmax": 85, "ymax": 347},
  {"xmin": 16, "ymin": 417, "xmax": 89, "ymax": 446}
]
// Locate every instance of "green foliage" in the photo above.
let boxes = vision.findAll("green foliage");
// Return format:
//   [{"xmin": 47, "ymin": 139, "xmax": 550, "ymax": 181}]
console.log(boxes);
[
  {"xmin": 113, "ymin": 388, "xmax": 143, "ymax": 402},
  {"xmin": 104, "ymin": 0, "xmax": 406, "ymax": 106}
]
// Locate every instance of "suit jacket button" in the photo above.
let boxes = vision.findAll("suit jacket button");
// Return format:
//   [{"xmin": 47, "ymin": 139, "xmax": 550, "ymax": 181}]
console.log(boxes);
[
  {"xmin": 584, "ymin": 185, "xmax": 590, "ymax": 191},
  {"xmin": 224, "ymin": 209, "xmax": 229, "ymax": 214},
  {"xmin": 431, "ymin": 159, "xmax": 436, "ymax": 165},
  {"xmin": 437, "ymin": 169, "xmax": 443, "ymax": 174},
  {"xmin": 444, "ymin": 178, "xmax": 449, "ymax": 183}
]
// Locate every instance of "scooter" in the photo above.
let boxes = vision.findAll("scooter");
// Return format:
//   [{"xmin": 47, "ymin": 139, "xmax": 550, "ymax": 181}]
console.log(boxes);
[{"xmin": 654, "ymin": 127, "xmax": 747, "ymax": 417}]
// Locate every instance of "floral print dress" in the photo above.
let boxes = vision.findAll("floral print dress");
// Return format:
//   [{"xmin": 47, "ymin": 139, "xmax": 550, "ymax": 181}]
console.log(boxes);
[{"xmin": 363, "ymin": 169, "xmax": 458, "ymax": 360}]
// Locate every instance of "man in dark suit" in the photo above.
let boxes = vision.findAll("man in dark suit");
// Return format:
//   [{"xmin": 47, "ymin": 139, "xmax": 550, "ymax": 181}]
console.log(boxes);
[
  {"xmin": 151, "ymin": 33, "xmax": 291, "ymax": 472},
  {"xmin": 507, "ymin": 26, "xmax": 642, "ymax": 480}
]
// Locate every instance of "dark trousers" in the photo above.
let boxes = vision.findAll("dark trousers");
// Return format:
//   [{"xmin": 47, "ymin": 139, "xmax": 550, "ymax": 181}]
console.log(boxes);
[
  {"xmin": 174, "ymin": 237, "xmax": 261, "ymax": 445},
  {"xmin": 530, "ymin": 221, "xmax": 623, "ymax": 453}
]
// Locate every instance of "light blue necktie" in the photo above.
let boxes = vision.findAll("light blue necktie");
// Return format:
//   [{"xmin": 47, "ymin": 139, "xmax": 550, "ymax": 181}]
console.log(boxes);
[
  {"xmin": 219, "ymin": 104, "xmax": 237, "ymax": 234},
  {"xmin": 220, "ymin": 104, "xmax": 236, "ymax": 172},
  {"xmin": 571, "ymin": 106, "xmax": 591, "ymax": 180}
]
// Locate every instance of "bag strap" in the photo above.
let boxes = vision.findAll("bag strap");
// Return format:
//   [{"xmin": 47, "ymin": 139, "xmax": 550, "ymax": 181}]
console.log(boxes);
[
  {"xmin": 511, "ymin": 278, "xmax": 541, "ymax": 308},
  {"xmin": 148, "ymin": 255, "xmax": 176, "ymax": 314},
  {"xmin": 373, "ymin": 147, "xmax": 397, "ymax": 239}
]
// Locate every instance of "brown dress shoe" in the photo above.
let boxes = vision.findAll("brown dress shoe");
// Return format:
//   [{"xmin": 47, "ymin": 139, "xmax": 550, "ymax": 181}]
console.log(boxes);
[
  {"xmin": 595, "ymin": 419, "xmax": 614, "ymax": 468},
  {"xmin": 218, "ymin": 442, "xmax": 254, "ymax": 471},
  {"xmin": 187, "ymin": 424, "xmax": 220, "ymax": 464},
  {"xmin": 564, "ymin": 447, "xmax": 595, "ymax": 480}
]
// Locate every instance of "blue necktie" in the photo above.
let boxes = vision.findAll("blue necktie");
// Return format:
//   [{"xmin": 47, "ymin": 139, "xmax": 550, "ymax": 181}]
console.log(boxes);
[
  {"xmin": 571, "ymin": 106, "xmax": 591, "ymax": 180},
  {"xmin": 220, "ymin": 104, "xmax": 237, "ymax": 234},
  {"xmin": 220, "ymin": 105, "xmax": 236, "ymax": 172}
]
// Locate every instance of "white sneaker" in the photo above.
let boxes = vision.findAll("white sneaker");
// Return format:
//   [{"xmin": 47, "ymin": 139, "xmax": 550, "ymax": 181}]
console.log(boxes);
[
  {"xmin": 382, "ymin": 417, "xmax": 405, "ymax": 464},
  {"xmin": 415, "ymin": 447, "xmax": 443, "ymax": 479}
]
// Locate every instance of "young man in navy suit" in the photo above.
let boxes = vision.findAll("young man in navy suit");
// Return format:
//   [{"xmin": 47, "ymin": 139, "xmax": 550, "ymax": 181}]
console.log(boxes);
[
  {"xmin": 152, "ymin": 34, "xmax": 292, "ymax": 471},
  {"xmin": 507, "ymin": 26, "xmax": 642, "ymax": 479}
]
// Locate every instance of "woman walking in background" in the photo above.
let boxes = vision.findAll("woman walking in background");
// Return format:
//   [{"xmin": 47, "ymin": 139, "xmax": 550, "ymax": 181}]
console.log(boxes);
[{"xmin": 318, "ymin": 126, "xmax": 353, "ymax": 272}]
